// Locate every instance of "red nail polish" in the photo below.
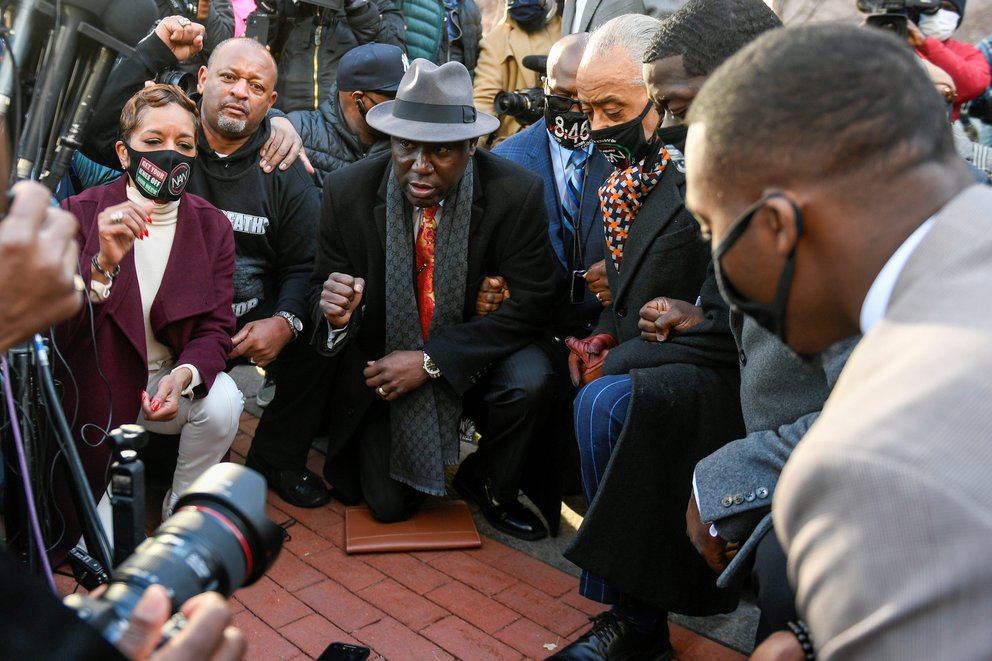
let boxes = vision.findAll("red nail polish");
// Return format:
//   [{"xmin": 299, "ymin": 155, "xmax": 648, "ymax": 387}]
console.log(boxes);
[
  {"xmin": 141, "ymin": 390, "xmax": 148, "ymax": 400},
  {"xmin": 151, "ymin": 400, "xmax": 160, "ymax": 412},
  {"xmin": 144, "ymin": 229, "xmax": 149, "ymax": 237},
  {"xmin": 147, "ymin": 216, "xmax": 152, "ymax": 224}
]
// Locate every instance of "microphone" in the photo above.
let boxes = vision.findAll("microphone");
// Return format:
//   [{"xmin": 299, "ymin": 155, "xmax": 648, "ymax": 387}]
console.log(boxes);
[
  {"xmin": 102, "ymin": 0, "xmax": 159, "ymax": 44},
  {"xmin": 16, "ymin": 0, "xmax": 112, "ymax": 180},
  {"xmin": 522, "ymin": 54, "xmax": 548, "ymax": 76},
  {"xmin": 41, "ymin": 0, "xmax": 158, "ymax": 188},
  {"xmin": 0, "ymin": 0, "xmax": 45, "ymax": 123}
]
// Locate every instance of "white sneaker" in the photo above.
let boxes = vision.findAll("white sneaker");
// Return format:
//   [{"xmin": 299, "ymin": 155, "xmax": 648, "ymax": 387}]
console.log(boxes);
[{"xmin": 256, "ymin": 375, "xmax": 276, "ymax": 408}]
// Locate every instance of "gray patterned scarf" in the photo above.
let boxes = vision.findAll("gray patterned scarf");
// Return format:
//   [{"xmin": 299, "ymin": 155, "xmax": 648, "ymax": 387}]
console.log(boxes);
[{"xmin": 383, "ymin": 159, "xmax": 474, "ymax": 495}]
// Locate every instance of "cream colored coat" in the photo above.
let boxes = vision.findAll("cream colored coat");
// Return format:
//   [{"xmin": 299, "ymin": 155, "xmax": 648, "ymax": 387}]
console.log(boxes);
[
  {"xmin": 472, "ymin": 12, "xmax": 561, "ymax": 147},
  {"xmin": 776, "ymin": 184, "xmax": 992, "ymax": 660}
]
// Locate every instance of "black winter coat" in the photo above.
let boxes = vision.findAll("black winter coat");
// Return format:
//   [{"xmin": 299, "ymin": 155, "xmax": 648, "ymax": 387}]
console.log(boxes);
[
  {"xmin": 565, "ymin": 153, "xmax": 745, "ymax": 614},
  {"xmin": 286, "ymin": 83, "xmax": 391, "ymax": 186},
  {"xmin": 255, "ymin": 0, "xmax": 407, "ymax": 112}
]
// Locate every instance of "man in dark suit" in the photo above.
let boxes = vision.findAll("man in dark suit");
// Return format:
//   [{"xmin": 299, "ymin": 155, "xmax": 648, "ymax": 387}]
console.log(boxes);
[
  {"xmin": 493, "ymin": 32, "xmax": 612, "ymax": 340},
  {"xmin": 560, "ymin": 0, "xmax": 647, "ymax": 35},
  {"xmin": 311, "ymin": 58, "xmax": 557, "ymax": 541}
]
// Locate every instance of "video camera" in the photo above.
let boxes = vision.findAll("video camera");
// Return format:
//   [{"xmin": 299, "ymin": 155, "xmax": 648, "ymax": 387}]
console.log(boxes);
[
  {"xmin": 856, "ymin": 0, "xmax": 940, "ymax": 39},
  {"xmin": 493, "ymin": 87, "xmax": 546, "ymax": 126}
]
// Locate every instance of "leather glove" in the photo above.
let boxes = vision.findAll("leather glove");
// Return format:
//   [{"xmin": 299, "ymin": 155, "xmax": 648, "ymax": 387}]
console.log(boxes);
[{"xmin": 565, "ymin": 333, "xmax": 617, "ymax": 387}]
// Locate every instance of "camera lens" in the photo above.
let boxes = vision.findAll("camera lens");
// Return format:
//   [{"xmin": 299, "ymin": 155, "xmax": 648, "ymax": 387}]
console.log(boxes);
[
  {"xmin": 494, "ymin": 90, "xmax": 528, "ymax": 116},
  {"xmin": 65, "ymin": 464, "xmax": 283, "ymax": 644},
  {"xmin": 154, "ymin": 70, "xmax": 199, "ymax": 97}
]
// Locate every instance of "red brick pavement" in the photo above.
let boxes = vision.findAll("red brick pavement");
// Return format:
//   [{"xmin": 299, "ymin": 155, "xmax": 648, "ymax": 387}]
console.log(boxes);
[{"xmin": 60, "ymin": 413, "xmax": 749, "ymax": 661}]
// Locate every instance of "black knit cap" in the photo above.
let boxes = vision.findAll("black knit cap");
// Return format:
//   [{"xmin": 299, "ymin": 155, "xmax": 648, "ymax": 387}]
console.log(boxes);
[{"xmin": 643, "ymin": 0, "xmax": 782, "ymax": 75}]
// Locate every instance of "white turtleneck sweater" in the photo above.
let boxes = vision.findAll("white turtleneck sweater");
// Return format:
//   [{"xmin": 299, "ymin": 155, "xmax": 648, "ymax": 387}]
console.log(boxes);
[{"xmin": 91, "ymin": 185, "xmax": 202, "ymax": 395}]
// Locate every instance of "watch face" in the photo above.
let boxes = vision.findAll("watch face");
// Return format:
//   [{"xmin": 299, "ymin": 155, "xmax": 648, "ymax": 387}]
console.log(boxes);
[{"xmin": 279, "ymin": 312, "xmax": 302, "ymax": 332}]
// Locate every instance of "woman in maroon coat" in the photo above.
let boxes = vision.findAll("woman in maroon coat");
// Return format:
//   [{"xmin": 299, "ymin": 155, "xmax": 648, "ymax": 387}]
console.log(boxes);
[{"xmin": 53, "ymin": 85, "xmax": 242, "ymax": 548}]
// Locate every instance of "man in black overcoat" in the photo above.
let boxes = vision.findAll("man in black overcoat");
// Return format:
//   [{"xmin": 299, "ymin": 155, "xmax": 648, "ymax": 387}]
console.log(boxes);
[
  {"xmin": 547, "ymin": 4, "xmax": 781, "ymax": 658},
  {"xmin": 309, "ymin": 58, "xmax": 559, "ymax": 541}
]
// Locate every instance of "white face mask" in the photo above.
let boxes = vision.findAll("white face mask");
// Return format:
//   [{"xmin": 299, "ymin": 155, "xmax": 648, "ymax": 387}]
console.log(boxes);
[{"xmin": 918, "ymin": 8, "xmax": 959, "ymax": 42}]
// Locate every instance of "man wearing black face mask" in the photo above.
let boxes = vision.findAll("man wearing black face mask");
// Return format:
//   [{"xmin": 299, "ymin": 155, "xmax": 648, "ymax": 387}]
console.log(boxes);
[
  {"xmin": 548, "ymin": 12, "xmax": 746, "ymax": 661},
  {"xmin": 493, "ymin": 32, "xmax": 612, "ymax": 339},
  {"xmin": 288, "ymin": 42, "xmax": 407, "ymax": 187},
  {"xmin": 690, "ymin": 24, "xmax": 992, "ymax": 661},
  {"xmin": 631, "ymin": 4, "xmax": 861, "ymax": 657},
  {"xmin": 473, "ymin": 0, "xmax": 561, "ymax": 147}
]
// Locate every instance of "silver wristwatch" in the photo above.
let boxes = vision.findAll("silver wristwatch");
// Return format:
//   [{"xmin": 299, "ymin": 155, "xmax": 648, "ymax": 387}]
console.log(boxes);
[
  {"xmin": 423, "ymin": 352, "xmax": 442, "ymax": 379},
  {"xmin": 274, "ymin": 311, "xmax": 303, "ymax": 340}
]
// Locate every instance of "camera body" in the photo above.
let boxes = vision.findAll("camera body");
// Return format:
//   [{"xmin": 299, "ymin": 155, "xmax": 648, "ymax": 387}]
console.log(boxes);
[
  {"xmin": 493, "ymin": 87, "xmax": 546, "ymax": 126},
  {"xmin": 856, "ymin": 0, "xmax": 940, "ymax": 39}
]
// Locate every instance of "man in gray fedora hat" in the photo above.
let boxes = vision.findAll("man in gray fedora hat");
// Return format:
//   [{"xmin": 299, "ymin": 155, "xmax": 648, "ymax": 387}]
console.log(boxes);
[{"xmin": 310, "ymin": 58, "xmax": 558, "ymax": 540}]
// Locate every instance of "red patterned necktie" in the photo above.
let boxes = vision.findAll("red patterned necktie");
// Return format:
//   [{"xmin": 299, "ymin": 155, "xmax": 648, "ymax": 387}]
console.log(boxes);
[{"xmin": 416, "ymin": 205, "xmax": 440, "ymax": 340}]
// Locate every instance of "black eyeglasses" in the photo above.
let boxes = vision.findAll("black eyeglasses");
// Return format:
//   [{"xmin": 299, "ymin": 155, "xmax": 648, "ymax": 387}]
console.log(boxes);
[{"xmin": 545, "ymin": 93, "xmax": 582, "ymax": 112}]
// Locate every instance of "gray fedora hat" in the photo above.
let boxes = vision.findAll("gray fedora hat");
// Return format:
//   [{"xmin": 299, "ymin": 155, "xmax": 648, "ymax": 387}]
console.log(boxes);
[{"xmin": 366, "ymin": 58, "xmax": 500, "ymax": 142}]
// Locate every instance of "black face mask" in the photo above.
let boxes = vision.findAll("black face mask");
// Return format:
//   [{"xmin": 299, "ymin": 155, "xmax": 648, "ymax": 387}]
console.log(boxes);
[
  {"xmin": 124, "ymin": 144, "xmax": 194, "ymax": 202},
  {"xmin": 588, "ymin": 101, "xmax": 655, "ymax": 169},
  {"xmin": 509, "ymin": 2, "xmax": 547, "ymax": 32},
  {"xmin": 712, "ymin": 192, "xmax": 804, "ymax": 342},
  {"xmin": 655, "ymin": 123, "xmax": 688, "ymax": 148},
  {"xmin": 545, "ymin": 106, "xmax": 590, "ymax": 150}
]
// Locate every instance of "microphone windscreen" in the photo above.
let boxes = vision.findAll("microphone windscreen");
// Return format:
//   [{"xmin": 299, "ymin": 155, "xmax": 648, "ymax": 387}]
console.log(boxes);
[
  {"xmin": 61, "ymin": 0, "xmax": 113, "ymax": 17},
  {"xmin": 101, "ymin": 0, "xmax": 158, "ymax": 47},
  {"xmin": 522, "ymin": 55, "xmax": 548, "ymax": 76}
]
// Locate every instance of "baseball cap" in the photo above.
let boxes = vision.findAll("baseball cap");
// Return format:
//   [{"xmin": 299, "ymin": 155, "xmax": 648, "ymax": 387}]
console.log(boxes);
[{"xmin": 337, "ymin": 43, "xmax": 409, "ymax": 93}]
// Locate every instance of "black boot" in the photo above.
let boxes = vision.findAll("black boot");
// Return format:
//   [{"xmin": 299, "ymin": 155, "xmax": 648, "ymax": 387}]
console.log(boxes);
[{"xmin": 546, "ymin": 611, "xmax": 672, "ymax": 661}]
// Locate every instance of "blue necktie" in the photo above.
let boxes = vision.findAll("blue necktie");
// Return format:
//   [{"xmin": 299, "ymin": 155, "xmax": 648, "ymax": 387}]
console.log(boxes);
[{"xmin": 562, "ymin": 148, "xmax": 588, "ymax": 265}]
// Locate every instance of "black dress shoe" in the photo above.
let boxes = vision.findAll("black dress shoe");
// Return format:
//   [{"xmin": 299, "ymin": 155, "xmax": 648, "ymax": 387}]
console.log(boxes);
[
  {"xmin": 546, "ymin": 612, "xmax": 673, "ymax": 661},
  {"xmin": 245, "ymin": 450, "xmax": 331, "ymax": 508},
  {"xmin": 453, "ymin": 467, "xmax": 548, "ymax": 541}
]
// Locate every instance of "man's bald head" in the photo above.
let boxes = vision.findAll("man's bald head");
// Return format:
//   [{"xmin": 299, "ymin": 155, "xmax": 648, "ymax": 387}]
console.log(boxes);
[
  {"xmin": 207, "ymin": 37, "xmax": 277, "ymax": 72},
  {"xmin": 546, "ymin": 32, "xmax": 589, "ymax": 97}
]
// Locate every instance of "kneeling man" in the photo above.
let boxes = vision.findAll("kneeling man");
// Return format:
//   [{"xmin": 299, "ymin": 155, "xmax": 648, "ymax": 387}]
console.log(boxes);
[{"xmin": 311, "ymin": 59, "xmax": 557, "ymax": 540}]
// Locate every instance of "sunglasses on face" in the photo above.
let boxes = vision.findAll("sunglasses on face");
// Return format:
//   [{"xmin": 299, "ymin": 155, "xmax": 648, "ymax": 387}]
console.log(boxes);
[{"xmin": 545, "ymin": 93, "xmax": 582, "ymax": 112}]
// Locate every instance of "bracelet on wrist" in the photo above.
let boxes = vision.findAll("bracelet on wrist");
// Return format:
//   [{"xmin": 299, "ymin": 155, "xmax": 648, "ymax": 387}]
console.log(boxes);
[
  {"xmin": 91, "ymin": 254, "xmax": 121, "ymax": 281},
  {"xmin": 787, "ymin": 620, "xmax": 816, "ymax": 661}
]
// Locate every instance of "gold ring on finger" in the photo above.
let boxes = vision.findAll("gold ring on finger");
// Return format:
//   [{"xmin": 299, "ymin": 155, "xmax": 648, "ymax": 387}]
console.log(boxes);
[
  {"xmin": 110, "ymin": 211, "xmax": 124, "ymax": 223},
  {"xmin": 376, "ymin": 386, "xmax": 387, "ymax": 398}
]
